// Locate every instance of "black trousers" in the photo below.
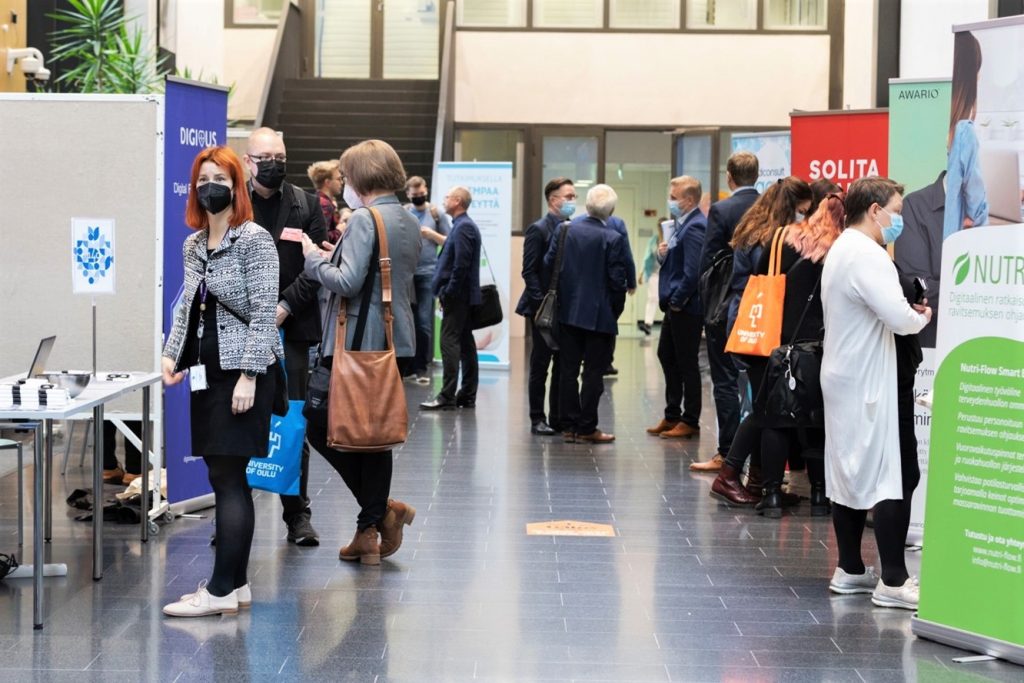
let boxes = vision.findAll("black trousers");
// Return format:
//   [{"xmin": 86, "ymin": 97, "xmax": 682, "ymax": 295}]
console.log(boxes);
[
  {"xmin": 281, "ymin": 338, "xmax": 312, "ymax": 521},
  {"xmin": 761, "ymin": 427, "xmax": 825, "ymax": 488},
  {"xmin": 438, "ymin": 297, "xmax": 478, "ymax": 403},
  {"xmin": 306, "ymin": 356, "xmax": 392, "ymax": 530},
  {"xmin": 705, "ymin": 320, "xmax": 740, "ymax": 456},
  {"xmin": 656, "ymin": 310, "xmax": 703, "ymax": 428},
  {"xmin": 724, "ymin": 413, "xmax": 762, "ymax": 471},
  {"xmin": 528, "ymin": 321, "xmax": 560, "ymax": 427},
  {"xmin": 558, "ymin": 324, "xmax": 614, "ymax": 435},
  {"xmin": 103, "ymin": 420, "xmax": 142, "ymax": 473}
]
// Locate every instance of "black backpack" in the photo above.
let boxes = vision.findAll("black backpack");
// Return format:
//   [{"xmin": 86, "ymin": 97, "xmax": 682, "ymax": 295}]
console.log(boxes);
[{"xmin": 699, "ymin": 248, "xmax": 734, "ymax": 326}]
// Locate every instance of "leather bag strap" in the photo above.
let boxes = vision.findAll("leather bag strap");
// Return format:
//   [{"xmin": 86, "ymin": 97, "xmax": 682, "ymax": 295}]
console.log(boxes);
[
  {"xmin": 548, "ymin": 221, "xmax": 570, "ymax": 294},
  {"xmin": 767, "ymin": 226, "xmax": 788, "ymax": 277}
]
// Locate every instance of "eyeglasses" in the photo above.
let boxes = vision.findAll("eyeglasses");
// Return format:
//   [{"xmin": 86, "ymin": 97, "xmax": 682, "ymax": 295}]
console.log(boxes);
[{"xmin": 249, "ymin": 154, "xmax": 287, "ymax": 163}]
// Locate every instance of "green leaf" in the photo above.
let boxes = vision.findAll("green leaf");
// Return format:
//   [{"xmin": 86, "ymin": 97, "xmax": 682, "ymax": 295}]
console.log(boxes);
[{"xmin": 953, "ymin": 253, "xmax": 970, "ymax": 286}]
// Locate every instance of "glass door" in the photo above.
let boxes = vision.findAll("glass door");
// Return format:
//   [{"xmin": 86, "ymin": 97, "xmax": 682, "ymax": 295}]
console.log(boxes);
[
  {"xmin": 318, "ymin": 0, "xmax": 440, "ymax": 79},
  {"xmin": 534, "ymin": 130, "xmax": 601, "ymax": 218}
]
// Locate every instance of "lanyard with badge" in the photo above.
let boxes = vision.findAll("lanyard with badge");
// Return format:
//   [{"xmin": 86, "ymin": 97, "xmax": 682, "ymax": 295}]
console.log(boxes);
[{"xmin": 189, "ymin": 267, "xmax": 211, "ymax": 392}]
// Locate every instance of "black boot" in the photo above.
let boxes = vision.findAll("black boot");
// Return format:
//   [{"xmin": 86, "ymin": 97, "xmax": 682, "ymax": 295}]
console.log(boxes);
[
  {"xmin": 756, "ymin": 484, "xmax": 783, "ymax": 519},
  {"xmin": 810, "ymin": 483, "xmax": 831, "ymax": 516}
]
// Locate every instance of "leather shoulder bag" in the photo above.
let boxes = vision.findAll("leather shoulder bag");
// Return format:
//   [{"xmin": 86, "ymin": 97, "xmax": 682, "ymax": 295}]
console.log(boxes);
[
  {"xmin": 471, "ymin": 240, "xmax": 503, "ymax": 330},
  {"xmin": 533, "ymin": 221, "xmax": 569, "ymax": 351}
]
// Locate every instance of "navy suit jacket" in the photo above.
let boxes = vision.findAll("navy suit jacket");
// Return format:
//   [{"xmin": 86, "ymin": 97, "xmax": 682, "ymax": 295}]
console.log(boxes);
[
  {"xmin": 659, "ymin": 209, "xmax": 707, "ymax": 316},
  {"xmin": 543, "ymin": 215, "xmax": 629, "ymax": 335},
  {"xmin": 607, "ymin": 215, "xmax": 637, "ymax": 290},
  {"xmin": 432, "ymin": 213, "xmax": 482, "ymax": 305},
  {"xmin": 515, "ymin": 211, "xmax": 563, "ymax": 317},
  {"xmin": 699, "ymin": 187, "xmax": 759, "ymax": 275}
]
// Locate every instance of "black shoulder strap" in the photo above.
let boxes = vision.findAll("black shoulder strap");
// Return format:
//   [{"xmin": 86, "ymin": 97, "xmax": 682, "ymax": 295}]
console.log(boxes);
[
  {"xmin": 548, "ymin": 222, "xmax": 570, "ymax": 293},
  {"xmin": 787, "ymin": 267, "xmax": 824, "ymax": 344},
  {"xmin": 350, "ymin": 225, "xmax": 380, "ymax": 352}
]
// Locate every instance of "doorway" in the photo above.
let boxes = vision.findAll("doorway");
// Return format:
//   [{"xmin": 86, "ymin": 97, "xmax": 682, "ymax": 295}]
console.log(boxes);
[{"xmin": 317, "ymin": 0, "xmax": 441, "ymax": 79}]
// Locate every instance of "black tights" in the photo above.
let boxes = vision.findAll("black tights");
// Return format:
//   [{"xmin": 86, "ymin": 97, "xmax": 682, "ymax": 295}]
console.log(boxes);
[
  {"xmin": 724, "ymin": 415, "xmax": 762, "ymax": 471},
  {"xmin": 761, "ymin": 427, "xmax": 825, "ymax": 488},
  {"xmin": 204, "ymin": 456, "xmax": 254, "ymax": 597},
  {"xmin": 833, "ymin": 496, "xmax": 914, "ymax": 587}
]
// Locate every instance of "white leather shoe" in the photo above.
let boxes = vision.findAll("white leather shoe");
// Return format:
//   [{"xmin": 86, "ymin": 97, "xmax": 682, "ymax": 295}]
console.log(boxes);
[
  {"xmin": 829, "ymin": 566, "xmax": 880, "ymax": 595},
  {"xmin": 871, "ymin": 576, "xmax": 920, "ymax": 610},
  {"xmin": 164, "ymin": 581, "xmax": 239, "ymax": 617},
  {"xmin": 180, "ymin": 583, "xmax": 251, "ymax": 608}
]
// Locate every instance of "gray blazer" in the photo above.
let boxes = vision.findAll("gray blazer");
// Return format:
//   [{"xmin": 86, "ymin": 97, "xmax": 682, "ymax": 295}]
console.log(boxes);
[{"xmin": 304, "ymin": 195, "xmax": 419, "ymax": 357}]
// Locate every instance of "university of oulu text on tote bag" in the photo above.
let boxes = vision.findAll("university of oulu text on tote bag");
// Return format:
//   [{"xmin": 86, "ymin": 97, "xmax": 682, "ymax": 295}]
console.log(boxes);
[
  {"xmin": 246, "ymin": 333, "xmax": 305, "ymax": 495},
  {"xmin": 326, "ymin": 207, "xmax": 408, "ymax": 452},
  {"xmin": 725, "ymin": 226, "xmax": 788, "ymax": 358}
]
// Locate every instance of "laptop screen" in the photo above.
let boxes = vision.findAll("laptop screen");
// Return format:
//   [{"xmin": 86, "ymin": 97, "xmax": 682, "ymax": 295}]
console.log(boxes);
[{"xmin": 27, "ymin": 336, "xmax": 56, "ymax": 379}]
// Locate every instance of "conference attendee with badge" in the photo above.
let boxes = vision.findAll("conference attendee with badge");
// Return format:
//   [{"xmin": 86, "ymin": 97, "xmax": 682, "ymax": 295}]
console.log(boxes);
[{"xmin": 161, "ymin": 146, "xmax": 282, "ymax": 617}]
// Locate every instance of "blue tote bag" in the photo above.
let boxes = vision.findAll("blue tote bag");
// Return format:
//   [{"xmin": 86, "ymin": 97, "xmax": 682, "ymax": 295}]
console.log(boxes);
[{"xmin": 247, "ymin": 338, "xmax": 305, "ymax": 496}]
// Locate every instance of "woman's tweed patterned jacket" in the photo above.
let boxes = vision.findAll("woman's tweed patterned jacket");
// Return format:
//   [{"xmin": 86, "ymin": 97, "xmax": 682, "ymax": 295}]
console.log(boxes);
[{"xmin": 163, "ymin": 221, "xmax": 284, "ymax": 374}]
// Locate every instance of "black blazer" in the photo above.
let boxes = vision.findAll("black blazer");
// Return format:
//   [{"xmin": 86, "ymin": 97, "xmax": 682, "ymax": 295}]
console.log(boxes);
[
  {"xmin": 515, "ymin": 212, "xmax": 562, "ymax": 317},
  {"xmin": 251, "ymin": 182, "xmax": 327, "ymax": 343},
  {"xmin": 893, "ymin": 172, "xmax": 944, "ymax": 348},
  {"xmin": 700, "ymin": 187, "xmax": 759, "ymax": 275},
  {"xmin": 432, "ymin": 213, "xmax": 482, "ymax": 305}
]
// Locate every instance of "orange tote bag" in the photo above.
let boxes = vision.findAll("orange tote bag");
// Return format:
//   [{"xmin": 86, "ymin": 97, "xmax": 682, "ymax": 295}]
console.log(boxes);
[{"xmin": 725, "ymin": 227, "xmax": 788, "ymax": 357}]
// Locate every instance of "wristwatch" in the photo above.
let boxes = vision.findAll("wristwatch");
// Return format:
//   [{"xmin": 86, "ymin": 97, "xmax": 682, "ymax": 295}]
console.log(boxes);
[{"xmin": 243, "ymin": 369, "xmax": 258, "ymax": 379}]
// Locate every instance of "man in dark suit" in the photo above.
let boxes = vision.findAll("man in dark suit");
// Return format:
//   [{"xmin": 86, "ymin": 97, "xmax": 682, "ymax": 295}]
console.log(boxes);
[
  {"xmin": 649, "ymin": 176, "xmax": 707, "ymax": 441},
  {"xmin": 543, "ymin": 184, "xmax": 630, "ymax": 443},
  {"xmin": 515, "ymin": 177, "xmax": 576, "ymax": 435},
  {"xmin": 421, "ymin": 186, "xmax": 482, "ymax": 410},
  {"xmin": 685, "ymin": 152, "xmax": 759, "ymax": 471},
  {"xmin": 245, "ymin": 127, "xmax": 326, "ymax": 546},
  {"xmin": 894, "ymin": 172, "xmax": 944, "ymax": 348},
  {"xmin": 602, "ymin": 214, "xmax": 637, "ymax": 376}
]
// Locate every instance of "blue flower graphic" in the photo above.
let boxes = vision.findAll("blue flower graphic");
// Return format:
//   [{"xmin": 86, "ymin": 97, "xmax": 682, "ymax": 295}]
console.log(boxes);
[{"xmin": 75, "ymin": 226, "xmax": 113, "ymax": 284}]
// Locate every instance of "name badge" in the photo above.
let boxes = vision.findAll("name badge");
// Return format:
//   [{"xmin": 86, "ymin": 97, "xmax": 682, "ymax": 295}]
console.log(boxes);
[
  {"xmin": 280, "ymin": 227, "xmax": 304, "ymax": 242},
  {"xmin": 189, "ymin": 364, "xmax": 208, "ymax": 392}
]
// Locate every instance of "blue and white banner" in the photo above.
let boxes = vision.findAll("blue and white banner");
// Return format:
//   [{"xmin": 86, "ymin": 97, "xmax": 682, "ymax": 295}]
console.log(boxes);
[
  {"xmin": 731, "ymin": 132, "xmax": 791, "ymax": 193},
  {"xmin": 431, "ymin": 162, "xmax": 513, "ymax": 368},
  {"xmin": 163, "ymin": 78, "xmax": 228, "ymax": 504}
]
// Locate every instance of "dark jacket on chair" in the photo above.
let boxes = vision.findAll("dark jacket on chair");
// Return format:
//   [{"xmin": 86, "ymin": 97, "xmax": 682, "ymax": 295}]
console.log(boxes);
[
  {"xmin": 432, "ymin": 213, "xmax": 482, "ymax": 305},
  {"xmin": 543, "ymin": 215, "xmax": 629, "ymax": 336},
  {"xmin": 515, "ymin": 212, "xmax": 563, "ymax": 317}
]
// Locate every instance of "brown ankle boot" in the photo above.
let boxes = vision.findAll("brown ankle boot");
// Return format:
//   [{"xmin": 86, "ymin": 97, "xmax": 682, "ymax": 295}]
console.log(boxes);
[
  {"xmin": 379, "ymin": 499, "xmax": 417, "ymax": 559},
  {"xmin": 710, "ymin": 464, "xmax": 760, "ymax": 506},
  {"xmin": 339, "ymin": 526, "xmax": 380, "ymax": 565}
]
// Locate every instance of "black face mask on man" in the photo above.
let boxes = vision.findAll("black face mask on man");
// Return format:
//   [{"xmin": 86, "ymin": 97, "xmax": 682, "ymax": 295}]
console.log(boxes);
[
  {"xmin": 254, "ymin": 159, "xmax": 287, "ymax": 189},
  {"xmin": 410, "ymin": 195, "xmax": 427, "ymax": 207},
  {"xmin": 197, "ymin": 182, "xmax": 233, "ymax": 215}
]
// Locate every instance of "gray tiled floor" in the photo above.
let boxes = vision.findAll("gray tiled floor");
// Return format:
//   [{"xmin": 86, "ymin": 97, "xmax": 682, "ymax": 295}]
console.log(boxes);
[{"xmin": 0, "ymin": 337, "xmax": 1021, "ymax": 682}]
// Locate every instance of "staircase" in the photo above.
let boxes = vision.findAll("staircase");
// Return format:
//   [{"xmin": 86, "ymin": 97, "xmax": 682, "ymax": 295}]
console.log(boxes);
[{"xmin": 269, "ymin": 78, "xmax": 440, "ymax": 196}]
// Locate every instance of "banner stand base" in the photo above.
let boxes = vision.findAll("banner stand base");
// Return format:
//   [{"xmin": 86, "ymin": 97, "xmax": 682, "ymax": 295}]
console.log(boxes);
[
  {"xmin": 169, "ymin": 493, "xmax": 215, "ymax": 516},
  {"xmin": 912, "ymin": 617, "xmax": 1024, "ymax": 667}
]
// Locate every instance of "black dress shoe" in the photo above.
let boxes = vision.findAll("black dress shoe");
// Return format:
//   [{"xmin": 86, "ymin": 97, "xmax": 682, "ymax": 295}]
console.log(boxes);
[
  {"xmin": 603, "ymin": 366, "xmax": 619, "ymax": 376},
  {"xmin": 420, "ymin": 398, "xmax": 455, "ymax": 410},
  {"xmin": 455, "ymin": 399, "xmax": 475, "ymax": 408},
  {"xmin": 531, "ymin": 421, "xmax": 557, "ymax": 435}
]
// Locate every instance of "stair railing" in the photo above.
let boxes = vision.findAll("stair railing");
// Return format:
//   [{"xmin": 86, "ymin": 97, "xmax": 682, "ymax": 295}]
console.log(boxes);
[
  {"xmin": 256, "ymin": 0, "xmax": 304, "ymax": 129},
  {"xmin": 432, "ymin": 0, "xmax": 456, "ymax": 183}
]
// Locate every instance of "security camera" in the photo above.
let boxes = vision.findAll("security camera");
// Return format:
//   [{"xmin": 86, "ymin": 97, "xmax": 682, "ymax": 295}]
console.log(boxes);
[
  {"xmin": 34, "ymin": 67, "xmax": 50, "ymax": 82},
  {"xmin": 5, "ymin": 47, "xmax": 49, "ymax": 81}
]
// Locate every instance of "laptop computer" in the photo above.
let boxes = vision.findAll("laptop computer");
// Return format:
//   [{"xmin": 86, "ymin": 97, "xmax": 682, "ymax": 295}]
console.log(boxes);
[
  {"xmin": 979, "ymin": 146, "xmax": 1024, "ymax": 223},
  {"xmin": 27, "ymin": 336, "xmax": 56, "ymax": 379}
]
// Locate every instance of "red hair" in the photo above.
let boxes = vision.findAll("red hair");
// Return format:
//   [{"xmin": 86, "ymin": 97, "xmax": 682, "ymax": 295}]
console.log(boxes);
[
  {"xmin": 184, "ymin": 146, "xmax": 254, "ymax": 230},
  {"xmin": 784, "ymin": 192, "xmax": 846, "ymax": 264}
]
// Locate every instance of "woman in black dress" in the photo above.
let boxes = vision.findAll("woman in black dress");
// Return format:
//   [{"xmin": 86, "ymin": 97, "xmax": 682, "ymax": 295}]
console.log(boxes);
[{"xmin": 160, "ymin": 146, "xmax": 282, "ymax": 617}]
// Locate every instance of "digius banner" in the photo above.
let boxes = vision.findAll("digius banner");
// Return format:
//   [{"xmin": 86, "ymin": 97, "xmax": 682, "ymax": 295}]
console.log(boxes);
[
  {"xmin": 888, "ymin": 78, "xmax": 952, "ymax": 545},
  {"xmin": 430, "ymin": 162, "xmax": 513, "ymax": 368},
  {"xmin": 731, "ymin": 131, "xmax": 791, "ymax": 194},
  {"xmin": 163, "ymin": 78, "xmax": 229, "ymax": 505},
  {"xmin": 790, "ymin": 109, "xmax": 889, "ymax": 189}
]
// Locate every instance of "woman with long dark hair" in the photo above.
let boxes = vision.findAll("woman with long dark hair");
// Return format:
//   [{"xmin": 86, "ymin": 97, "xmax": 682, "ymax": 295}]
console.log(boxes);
[{"xmin": 945, "ymin": 30, "xmax": 989, "ymax": 239}]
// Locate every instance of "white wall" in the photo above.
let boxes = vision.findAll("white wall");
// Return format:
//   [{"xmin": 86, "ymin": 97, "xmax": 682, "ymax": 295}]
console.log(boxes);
[
  {"xmin": 454, "ymin": 31, "xmax": 831, "ymax": 126},
  {"xmin": 899, "ymin": 0, "xmax": 992, "ymax": 80},
  {"xmin": 841, "ymin": 0, "xmax": 877, "ymax": 109}
]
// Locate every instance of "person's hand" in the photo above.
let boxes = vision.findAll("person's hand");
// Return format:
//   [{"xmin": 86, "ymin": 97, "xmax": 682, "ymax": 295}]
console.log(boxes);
[
  {"xmin": 232, "ymin": 374, "xmax": 256, "ymax": 414},
  {"xmin": 301, "ymin": 233, "xmax": 318, "ymax": 257},
  {"xmin": 670, "ymin": 305, "xmax": 681, "ymax": 313},
  {"xmin": 638, "ymin": 274, "xmax": 644, "ymax": 286},
  {"xmin": 420, "ymin": 226, "xmax": 433, "ymax": 239},
  {"xmin": 275, "ymin": 304, "xmax": 289, "ymax": 327},
  {"xmin": 161, "ymin": 357, "xmax": 184, "ymax": 386},
  {"xmin": 628, "ymin": 288, "xmax": 636, "ymax": 296},
  {"xmin": 912, "ymin": 303, "xmax": 933, "ymax": 324},
  {"xmin": 318, "ymin": 240, "xmax": 334, "ymax": 259},
  {"xmin": 658, "ymin": 242, "xmax": 668, "ymax": 257}
]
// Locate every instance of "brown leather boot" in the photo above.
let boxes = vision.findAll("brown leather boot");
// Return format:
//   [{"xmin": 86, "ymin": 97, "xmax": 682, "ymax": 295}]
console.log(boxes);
[
  {"xmin": 102, "ymin": 467, "xmax": 125, "ymax": 484},
  {"xmin": 744, "ymin": 463, "xmax": 763, "ymax": 496},
  {"xmin": 339, "ymin": 526, "xmax": 380, "ymax": 565},
  {"xmin": 710, "ymin": 464, "xmax": 760, "ymax": 506},
  {"xmin": 646, "ymin": 419, "xmax": 678, "ymax": 435},
  {"xmin": 379, "ymin": 499, "xmax": 417, "ymax": 559},
  {"xmin": 662, "ymin": 422, "xmax": 700, "ymax": 440}
]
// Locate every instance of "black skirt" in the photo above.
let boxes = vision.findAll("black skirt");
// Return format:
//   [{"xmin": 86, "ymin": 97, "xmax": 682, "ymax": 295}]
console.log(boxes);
[{"xmin": 184, "ymin": 292, "xmax": 275, "ymax": 458}]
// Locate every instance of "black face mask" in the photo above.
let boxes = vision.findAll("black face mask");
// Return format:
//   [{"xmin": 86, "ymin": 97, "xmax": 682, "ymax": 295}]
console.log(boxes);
[
  {"xmin": 197, "ymin": 182, "xmax": 233, "ymax": 215},
  {"xmin": 410, "ymin": 195, "xmax": 427, "ymax": 207},
  {"xmin": 254, "ymin": 159, "xmax": 287, "ymax": 189}
]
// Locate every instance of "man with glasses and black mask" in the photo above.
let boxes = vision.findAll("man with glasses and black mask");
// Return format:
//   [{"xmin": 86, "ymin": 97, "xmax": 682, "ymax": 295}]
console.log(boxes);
[
  {"xmin": 403, "ymin": 175, "xmax": 450, "ymax": 384},
  {"xmin": 244, "ymin": 127, "xmax": 326, "ymax": 547}
]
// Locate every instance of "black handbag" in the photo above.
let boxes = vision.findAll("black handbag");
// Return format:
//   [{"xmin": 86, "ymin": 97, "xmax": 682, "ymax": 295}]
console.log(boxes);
[
  {"xmin": 757, "ymin": 269, "xmax": 825, "ymax": 429},
  {"xmin": 471, "ymin": 243, "xmax": 503, "ymax": 329},
  {"xmin": 699, "ymin": 247, "xmax": 734, "ymax": 326},
  {"xmin": 533, "ymin": 222, "xmax": 569, "ymax": 350}
]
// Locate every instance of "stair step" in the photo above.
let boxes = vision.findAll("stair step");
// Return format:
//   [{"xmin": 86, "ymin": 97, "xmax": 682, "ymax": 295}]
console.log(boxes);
[
  {"xmin": 285, "ymin": 77, "xmax": 438, "ymax": 91},
  {"xmin": 279, "ymin": 102, "xmax": 437, "ymax": 115},
  {"xmin": 277, "ymin": 123, "xmax": 437, "ymax": 137}
]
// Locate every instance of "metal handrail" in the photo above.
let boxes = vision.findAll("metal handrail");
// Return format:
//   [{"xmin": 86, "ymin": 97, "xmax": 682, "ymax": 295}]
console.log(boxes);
[{"xmin": 432, "ymin": 1, "xmax": 456, "ymax": 183}]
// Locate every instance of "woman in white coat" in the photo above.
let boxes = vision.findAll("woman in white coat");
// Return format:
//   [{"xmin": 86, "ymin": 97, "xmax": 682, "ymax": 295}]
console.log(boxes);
[{"xmin": 820, "ymin": 177, "xmax": 932, "ymax": 610}]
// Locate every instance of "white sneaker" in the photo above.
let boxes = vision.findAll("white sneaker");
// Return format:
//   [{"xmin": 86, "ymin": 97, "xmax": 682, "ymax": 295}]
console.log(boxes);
[
  {"xmin": 871, "ymin": 577, "xmax": 919, "ymax": 610},
  {"xmin": 164, "ymin": 581, "xmax": 239, "ymax": 617},
  {"xmin": 415, "ymin": 375, "xmax": 431, "ymax": 386},
  {"xmin": 180, "ymin": 583, "xmax": 251, "ymax": 608},
  {"xmin": 829, "ymin": 566, "xmax": 880, "ymax": 594}
]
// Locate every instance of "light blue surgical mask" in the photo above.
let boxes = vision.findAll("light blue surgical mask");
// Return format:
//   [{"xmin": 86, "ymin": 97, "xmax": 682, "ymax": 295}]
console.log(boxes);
[
  {"xmin": 877, "ymin": 208, "xmax": 904, "ymax": 244},
  {"xmin": 668, "ymin": 198, "xmax": 682, "ymax": 219},
  {"xmin": 795, "ymin": 212, "xmax": 806, "ymax": 223},
  {"xmin": 559, "ymin": 201, "xmax": 576, "ymax": 219}
]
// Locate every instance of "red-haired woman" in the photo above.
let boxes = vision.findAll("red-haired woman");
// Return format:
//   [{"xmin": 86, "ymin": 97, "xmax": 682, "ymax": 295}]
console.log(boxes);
[{"xmin": 160, "ymin": 146, "xmax": 282, "ymax": 617}]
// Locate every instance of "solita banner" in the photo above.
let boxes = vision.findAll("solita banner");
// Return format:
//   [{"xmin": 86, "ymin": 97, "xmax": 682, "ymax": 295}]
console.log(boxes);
[{"xmin": 790, "ymin": 110, "xmax": 889, "ymax": 189}]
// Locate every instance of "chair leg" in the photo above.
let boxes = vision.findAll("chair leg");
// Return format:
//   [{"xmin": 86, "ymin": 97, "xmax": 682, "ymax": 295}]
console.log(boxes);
[
  {"xmin": 17, "ymin": 443, "xmax": 24, "ymax": 547},
  {"xmin": 79, "ymin": 418, "xmax": 91, "ymax": 468},
  {"xmin": 61, "ymin": 420, "xmax": 75, "ymax": 475}
]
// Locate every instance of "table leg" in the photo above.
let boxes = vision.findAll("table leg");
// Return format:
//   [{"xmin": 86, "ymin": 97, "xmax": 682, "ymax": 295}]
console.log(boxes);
[
  {"xmin": 44, "ymin": 419, "xmax": 53, "ymax": 542},
  {"xmin": 92, "ymin": 404, "xmax": 104, "ymax": 581},
  {"xmin": 141, "ymin": 387, "xmax": 150, "ymax": 543},
  {"xmin": 32, "ymin": 422, "xmax": 43, "ymax": 630}
]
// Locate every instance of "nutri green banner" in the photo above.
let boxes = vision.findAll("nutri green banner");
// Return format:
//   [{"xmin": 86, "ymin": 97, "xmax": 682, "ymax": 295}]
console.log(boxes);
[{"xmin": 888, "ymin": 78, "xmax": 952, "ymax": 195}]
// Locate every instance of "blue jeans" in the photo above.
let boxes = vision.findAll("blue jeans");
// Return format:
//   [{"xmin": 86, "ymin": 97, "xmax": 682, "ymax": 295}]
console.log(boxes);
[{"xmin": 412, "ymin": 273, "xmax": 435, "ymax": 375}]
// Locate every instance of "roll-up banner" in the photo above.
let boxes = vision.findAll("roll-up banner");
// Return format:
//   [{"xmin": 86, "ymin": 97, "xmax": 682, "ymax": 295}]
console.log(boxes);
[
  {"xmin": 790, "ymin": 109, "xmax": 889, "ymax": 189},
  {"xmin": 162, "ymin": 78, "xmax": 229, "ymax": 507},
  {"xmin": 731, "ymin": 131, "xmax": 791, "ymax": 194},
  {"xmin": 912, "ymin": 16, "xmax": 1024, "ymax": 666}
]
